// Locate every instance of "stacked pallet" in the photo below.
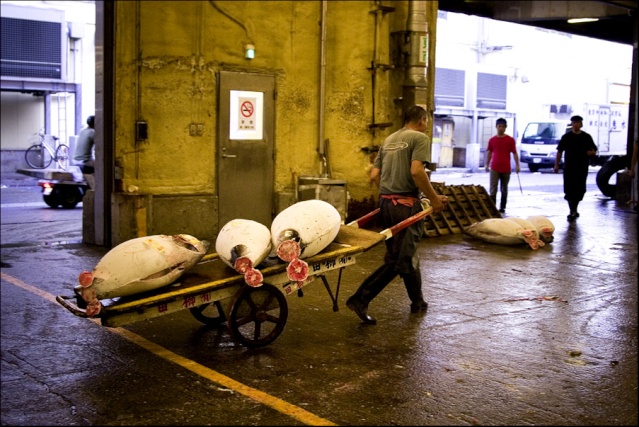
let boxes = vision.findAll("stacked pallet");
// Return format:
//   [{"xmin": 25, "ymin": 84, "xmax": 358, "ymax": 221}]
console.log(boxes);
[{"xmin": 423, "ymin": 183, "xmax": 501, "ymax": 237}]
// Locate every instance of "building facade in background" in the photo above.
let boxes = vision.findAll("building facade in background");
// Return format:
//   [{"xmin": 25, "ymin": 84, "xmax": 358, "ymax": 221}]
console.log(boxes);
[
  {"xmin": 432, "ymin": 10, "xmax": 632, "ymax": 169},
  {"xmin": 0, "ymin": 0, "xmax": 95, "ymax": 171}
]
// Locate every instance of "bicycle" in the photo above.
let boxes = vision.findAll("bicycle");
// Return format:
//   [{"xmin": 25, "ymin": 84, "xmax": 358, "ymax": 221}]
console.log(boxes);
[{"xmin": 24, "ymin": 129, "xmax": 70, "ymax": 170}]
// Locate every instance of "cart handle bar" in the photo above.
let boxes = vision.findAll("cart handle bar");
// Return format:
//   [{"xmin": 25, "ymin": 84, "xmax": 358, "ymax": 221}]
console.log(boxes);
[
  {"xmin": 347, "ymin": 208, "xmax": 380, "ymax": 228},
  {"xmin": 379, "ymin": 206, "xmax": 433, "ymax": 240},
  {"xmin": 347, "ymin": 205, "xmax": 433, "ymax": 239}
]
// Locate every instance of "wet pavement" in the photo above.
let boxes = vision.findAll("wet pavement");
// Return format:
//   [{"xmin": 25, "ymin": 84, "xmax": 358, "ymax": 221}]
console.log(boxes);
[{"xmin": 1, "ymin": 170, "xmax": 637, "ymax": 426}]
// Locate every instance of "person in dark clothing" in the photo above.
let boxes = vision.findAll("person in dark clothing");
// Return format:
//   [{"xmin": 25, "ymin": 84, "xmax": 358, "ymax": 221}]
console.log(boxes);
[
  {"xmin": 553, "ymin": 115, "xmax": 597, "ymax": 221},
  {"xmin": 346, "ymin": 105, "xmax": 447, "ymax": 325}
]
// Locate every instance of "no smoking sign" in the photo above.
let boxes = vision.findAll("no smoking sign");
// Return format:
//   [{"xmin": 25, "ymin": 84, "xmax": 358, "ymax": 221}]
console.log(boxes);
[{"xmin": 239, "ymin": 98, "xmax": 255, "ymax": 130}]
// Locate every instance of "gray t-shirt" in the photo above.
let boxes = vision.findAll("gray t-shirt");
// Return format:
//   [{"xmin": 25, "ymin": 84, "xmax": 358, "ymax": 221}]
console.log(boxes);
[
  {"xmin": 74, "ymin": 127, "xmax": 95, "ymax": 162},
  {"xmin": 373, "ymin": 128, "xmax": 430, "ymax": 195}
]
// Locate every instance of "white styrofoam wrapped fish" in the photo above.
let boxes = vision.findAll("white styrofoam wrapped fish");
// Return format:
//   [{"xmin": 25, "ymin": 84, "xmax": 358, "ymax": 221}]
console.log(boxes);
[
  {"xmin": 506, "ymin": 217, "xmax": 545, "ymax": 249},
  {"xmin": 78, "ymin": 234, "xmax": 210, "ymax": 317},
  {"xmin": 526, "ymin": 215, "xmax": 555, "ymax": 243},
  {"xmin": 463, "ymin": 218, "xmax": 538, "ymax": 250},
  {"xmin": 215, "ymin": 219, "xmax": 272, "ymax": 288},
  {"xmin": 271, "ymin": 199, "xmax": 341, "ymax": 282}
]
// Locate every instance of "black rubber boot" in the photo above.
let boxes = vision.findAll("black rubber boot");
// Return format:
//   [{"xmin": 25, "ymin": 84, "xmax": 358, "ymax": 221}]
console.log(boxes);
[
  {"xmin": 567, "ymin": 201, "xmax": 579, "ymax": 221},
  {"xmin": 346, "ymin": 264, "xmax": 397, "ymax": 325},
  {"xmin": 401, "ymin": 270, "xmax": 428, "ymax": 313}
]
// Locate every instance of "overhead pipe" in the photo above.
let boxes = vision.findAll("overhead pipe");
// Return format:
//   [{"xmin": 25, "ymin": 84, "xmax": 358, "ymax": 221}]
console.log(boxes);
[
  {"xmin": 318, "ymin": 0, "xmax": 329, "ymax": 178},
  {"xmin": 402, "ymin": 0, "xmax": 429, "ymax": 113}
]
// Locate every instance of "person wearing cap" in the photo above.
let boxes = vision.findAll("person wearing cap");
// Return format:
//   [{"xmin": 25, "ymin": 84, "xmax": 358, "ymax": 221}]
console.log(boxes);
[
  {"xmin": 553, "ymin": 115, "xmax": 597, "ymax": 221},
  {"xmin": 485, "ymin": 117, "xmax": 520, "ymax": 213}
]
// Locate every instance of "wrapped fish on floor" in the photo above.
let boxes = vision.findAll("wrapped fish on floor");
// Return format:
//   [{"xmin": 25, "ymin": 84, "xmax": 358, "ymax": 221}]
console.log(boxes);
[
  {"xmin": 215, "ymin": 219, "xmax": 272, "ymax": 287},
  {"xmin": 463, "ymin": 218, "xmax": 539, "ymax": 250},
  {"xmin": 78, "ymin": 234, "xmax": 210, "ymax": 317},
  {"xmin": 506, "ymin": 217, "xmax": 545, "ymax": 249},
  {"xmin": 526, "ymin": 215, "xmax": 555, "ymax": 243},
  {"xmin": 271, "ymin": 199, "xmax": 342, "ymax": 282}
]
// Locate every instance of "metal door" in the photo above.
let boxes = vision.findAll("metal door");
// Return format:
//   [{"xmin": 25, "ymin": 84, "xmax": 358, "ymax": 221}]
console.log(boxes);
[
  {"xmin": 217, "ymin": 71, "xmax": 275, "ymax": 229},
  {"xmin": 438, "ymin": 119, "xmax": 454, "ymax": 167}
]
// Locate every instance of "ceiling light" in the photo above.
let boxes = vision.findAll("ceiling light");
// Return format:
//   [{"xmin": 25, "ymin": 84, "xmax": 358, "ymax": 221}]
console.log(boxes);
[{"xmin": 567, "ymin": 18, "xmax": 599, "ymax": 24}]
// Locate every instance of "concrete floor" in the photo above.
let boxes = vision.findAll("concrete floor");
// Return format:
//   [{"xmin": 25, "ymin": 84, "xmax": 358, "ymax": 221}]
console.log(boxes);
[{"xmin": 1, "ymin": 170, "xmax": 637, "ymax": 426}]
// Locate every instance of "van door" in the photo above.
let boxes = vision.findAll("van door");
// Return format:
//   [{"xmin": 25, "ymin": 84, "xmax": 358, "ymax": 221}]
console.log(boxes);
[
  {"xmin": 594, "ymin": 106, "xmax": 611, "ymax": 152},
  {"xmin": 217, "ymin": 72, "xmax": 275, "ymax": 229}
]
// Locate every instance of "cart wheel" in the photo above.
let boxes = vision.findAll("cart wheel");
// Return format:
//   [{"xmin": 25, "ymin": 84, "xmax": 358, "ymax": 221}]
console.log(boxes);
[
  {"xmin": 190, "ymin": 301, "xmax": 227, "ymax": 327},
  {"xmin": 228, "ymin": 283, "xmax": 288, "ymax": 348}
]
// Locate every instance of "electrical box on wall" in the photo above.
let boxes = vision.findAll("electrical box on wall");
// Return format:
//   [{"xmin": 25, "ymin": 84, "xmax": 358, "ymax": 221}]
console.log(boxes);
[
  {"xmin": 136, "ymin": 121, "xmax": 148, "ymax": 140},
  {"xmin": 189, "ymin": 123, "xmax": 204, "ymax": 136}
]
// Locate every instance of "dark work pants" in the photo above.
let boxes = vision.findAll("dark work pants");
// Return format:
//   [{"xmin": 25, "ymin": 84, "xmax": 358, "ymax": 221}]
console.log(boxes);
[
  {"xmin": 489, "ymin": 170, "xmax": 511, "ymax": 210},
  {"xmin": 352, "ymin": 198, "xmax": 425, "ymax": 305}
]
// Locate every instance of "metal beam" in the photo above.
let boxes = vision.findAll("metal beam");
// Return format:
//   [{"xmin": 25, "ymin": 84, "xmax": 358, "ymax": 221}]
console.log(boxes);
[{"xmin": 0, "ymin": 79, "xmax": 78, "ymax": 93}]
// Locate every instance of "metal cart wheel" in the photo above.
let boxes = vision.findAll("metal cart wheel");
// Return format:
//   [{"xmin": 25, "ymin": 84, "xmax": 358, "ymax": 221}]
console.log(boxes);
[
  {"xmin": 228, "ymin": 283, "xmax": 288, "ymax": 348},
  {"xmin": 189, "ymin": 301, "xmax": 227, "ymax": 327}
]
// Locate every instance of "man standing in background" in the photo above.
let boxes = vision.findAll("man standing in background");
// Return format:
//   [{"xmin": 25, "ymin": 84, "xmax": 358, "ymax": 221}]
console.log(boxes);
[
  {"xmin": 485, "ymin": 117, "xmax": 520, "ymax": 213},
  {"xmin": 554, "ymin": 115, "xmax": 597, "ymax": 221}
]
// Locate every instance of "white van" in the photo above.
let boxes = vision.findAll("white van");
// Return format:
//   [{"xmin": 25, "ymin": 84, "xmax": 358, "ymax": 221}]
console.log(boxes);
[{"xmin": 519, "ymin": 121, "xmax": 569, "ymax": 172}]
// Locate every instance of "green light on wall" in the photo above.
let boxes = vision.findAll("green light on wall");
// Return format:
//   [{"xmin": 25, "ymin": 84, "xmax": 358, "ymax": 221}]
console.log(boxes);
[{"xmin": 245, "ymin": 44, "xmax": 255, "ymax": 59}]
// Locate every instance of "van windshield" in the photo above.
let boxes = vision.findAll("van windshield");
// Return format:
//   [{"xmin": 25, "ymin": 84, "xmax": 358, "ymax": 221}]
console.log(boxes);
[{"xmin": 522, "ymin": 123, "xmax": 564, "ymax": 142}]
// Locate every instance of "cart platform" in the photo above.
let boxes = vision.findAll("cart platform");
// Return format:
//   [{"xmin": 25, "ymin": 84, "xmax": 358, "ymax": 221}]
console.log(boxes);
[{"xmin": 56, "ymin": 225, "xmax": 387, "ymax": 346}]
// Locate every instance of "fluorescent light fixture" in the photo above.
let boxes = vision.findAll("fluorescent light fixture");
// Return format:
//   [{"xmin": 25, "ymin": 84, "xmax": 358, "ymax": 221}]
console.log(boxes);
[{"xmin": 567, "ymin": 18, "xmax": 599, "ymax": 24}]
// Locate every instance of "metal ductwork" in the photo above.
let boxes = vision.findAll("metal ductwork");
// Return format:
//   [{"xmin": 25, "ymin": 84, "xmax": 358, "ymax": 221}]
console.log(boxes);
[{"xmin": 402, "ymin": 0, "xmax": 429, "ymax": 111}]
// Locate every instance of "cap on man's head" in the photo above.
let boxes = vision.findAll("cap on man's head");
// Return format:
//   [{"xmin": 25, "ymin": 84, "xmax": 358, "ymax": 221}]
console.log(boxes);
[
  {"xmin": 496, "ymin": 118, "xmax": 507, "ymax": 126},
  {"xmin": 570, "ymin": 115, "xmax": 583, "ymax": 122}
]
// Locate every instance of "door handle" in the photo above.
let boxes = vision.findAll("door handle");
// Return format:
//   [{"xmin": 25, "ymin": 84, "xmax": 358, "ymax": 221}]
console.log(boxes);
[{"xmin": 222, "ymin": 148, "xmax": 236, "ymax": 158}]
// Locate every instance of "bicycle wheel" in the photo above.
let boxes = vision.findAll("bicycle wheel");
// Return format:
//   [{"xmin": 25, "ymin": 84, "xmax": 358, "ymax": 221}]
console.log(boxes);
[
  {"xmin": 55, "ymin": 144, "xmax": 70, "ymax": 170},
  {"xmin": 25, "ymin": 145, "xmax": 53, "ymax": 169}
]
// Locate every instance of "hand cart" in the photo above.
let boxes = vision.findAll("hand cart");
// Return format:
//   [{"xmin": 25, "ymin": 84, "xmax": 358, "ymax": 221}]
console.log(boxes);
[{"xmin": 56, "ymin": 207, "xmax": 432, "ymax": 347}]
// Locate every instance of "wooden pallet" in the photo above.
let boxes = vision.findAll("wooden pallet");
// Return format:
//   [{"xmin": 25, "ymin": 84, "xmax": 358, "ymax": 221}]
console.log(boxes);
[{"xmin": 423, "ymin": 183, "xmax": 501, "ymax": 237}]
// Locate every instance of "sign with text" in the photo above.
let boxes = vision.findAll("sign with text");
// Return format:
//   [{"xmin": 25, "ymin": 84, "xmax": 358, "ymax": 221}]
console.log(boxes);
[{"xmin": 230, "ymin": 90, "xmax": 264, "ymax": 140}]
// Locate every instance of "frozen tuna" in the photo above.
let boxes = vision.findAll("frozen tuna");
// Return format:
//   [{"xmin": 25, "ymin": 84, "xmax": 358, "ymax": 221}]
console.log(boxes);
[
  {"xmin": 215, "ymin": 219, "xmax": 272, "ymax": 287},
  {"xmin": 271, "ymin": 199, "xmax": 341, "ymax": 282},
  {"xmin": 526, "ymin": 215, "xmax": 555, "ymax": 243},
  {"xmin": 463, "ymin": 218, "xmax": 538, "ymax": 250},
  {"xmin": 506, "ymin": 217, "xmax": 545, "ymax": 249},
  {"xmin": 78, "ymin": 234, "xmax": 210, "ymax": 317}
]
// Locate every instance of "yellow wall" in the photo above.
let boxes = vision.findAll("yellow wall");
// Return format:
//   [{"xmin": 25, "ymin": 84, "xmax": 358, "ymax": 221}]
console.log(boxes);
[{"xmin": 110, "ymin": 1, "xmax": 437, "ymax": 238}]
